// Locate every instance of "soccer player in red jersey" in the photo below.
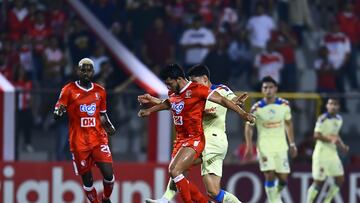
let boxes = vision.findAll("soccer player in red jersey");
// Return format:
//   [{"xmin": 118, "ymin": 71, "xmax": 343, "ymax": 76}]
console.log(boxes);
[
  {"xmin": 138, "ymin": 64, "xmax": 255, "ymax": 203},
  {"xmin": 54, "ymin": 58, "xmax": 116, "ymax": 203}
]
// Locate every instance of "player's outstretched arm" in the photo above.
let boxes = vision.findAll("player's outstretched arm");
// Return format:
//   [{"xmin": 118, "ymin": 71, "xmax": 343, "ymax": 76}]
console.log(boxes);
[
  {"xmin": 138, "ymin": 94, "xmax": 163, "ymax": 105},
  {"xmin": 138, "ymin": 99, "xmax": 171, "ymax": 117},
  {"xmin": 285, "ymin": 119, "xmax": 297, "ymax": 158},
  {"xmin": 100, "ymin": 112, "xmax": 116, "ymax": 136},
  {"xmin": 208, "ymin": 91, "xmax": 255, "ymax": 124},
  {"xmin": 53, "ymin": 105, "xmax": 66, "ymax": 120}
]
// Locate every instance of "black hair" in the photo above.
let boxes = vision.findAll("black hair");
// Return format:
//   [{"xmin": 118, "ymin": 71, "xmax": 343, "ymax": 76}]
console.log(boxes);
[
  {"xmin": 159, "ymin": 63, "xmax": 185, "ymax": 80},
  {"xmin": 327, "ymin": 97, "xmax": 340, "ymax": 103},
  {"xmin": 187, "ymin": 64, "xmax": 210, "ymax": 79},
  {"xmin": 261, "ymin": 76, "xmax": 278, "ymax": 87}
]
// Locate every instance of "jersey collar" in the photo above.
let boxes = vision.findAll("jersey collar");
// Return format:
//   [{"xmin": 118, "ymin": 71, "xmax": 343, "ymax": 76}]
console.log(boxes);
[
  {"xmin": 180, "ymin": 81, "xmax": 192, "ymax": 94},
  {"xmin": 75, "ymin": 81, "xmax": 94, "ymax": 92}
]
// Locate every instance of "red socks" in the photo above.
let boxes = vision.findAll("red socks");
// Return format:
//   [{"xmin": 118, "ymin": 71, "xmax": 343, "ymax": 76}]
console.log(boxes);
[
  {"xmin": 189, "ymin": 182, "xmax": 208, "ymax": 203},
  {"xmin": 173, "ymin": 174, "xmax": 192, "ymax": 203},
  {"xmin": 103, "ymin": 176, "xmax": 115, "ymax": 200},
  {"xmin": 83, "ymin": 186, "xmax": 99, "ymax": 203}
]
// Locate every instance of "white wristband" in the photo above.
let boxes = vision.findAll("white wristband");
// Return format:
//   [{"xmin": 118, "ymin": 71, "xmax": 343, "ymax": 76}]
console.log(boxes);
[{"xmin": 290, "ymin": 143, "xmax": 296, "ymax": 147}]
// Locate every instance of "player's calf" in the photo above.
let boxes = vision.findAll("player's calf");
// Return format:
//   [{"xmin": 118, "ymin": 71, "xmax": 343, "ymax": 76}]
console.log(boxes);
[{"xmin": 83, "ymin": 185, "xmax": 99, "ymax": 203}]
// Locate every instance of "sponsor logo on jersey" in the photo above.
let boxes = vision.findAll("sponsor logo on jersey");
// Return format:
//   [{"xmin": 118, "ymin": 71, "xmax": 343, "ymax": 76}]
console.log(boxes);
[
  {"xmin": 171, "ymin": 101, "xmax": 185, "ymax": 114},
  {"xmin": 80, "ymin": 103, "xmax": 96, "ymax": 116},
  {"xmin": 185, "ymin": 90, "xmax": 192, "ymax": 98},
  {"xmin": 81, "ymin": 117, "xmax": 96, "ymax": 127}
]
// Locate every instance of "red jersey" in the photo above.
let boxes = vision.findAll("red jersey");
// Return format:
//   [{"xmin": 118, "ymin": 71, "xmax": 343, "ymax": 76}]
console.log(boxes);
[
  {"xmin": 168, "ymin": 82, "xmax": 211, "ymax": 142},
  {"xmin": 55, "ymin": 81, "xmax": 108, "ymax": 151}
]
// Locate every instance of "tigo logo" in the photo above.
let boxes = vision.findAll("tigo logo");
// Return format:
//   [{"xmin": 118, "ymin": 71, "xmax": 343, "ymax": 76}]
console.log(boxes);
[{"xmin": 80, "ymin": 103, "xmax": 96, "ymax": 116}]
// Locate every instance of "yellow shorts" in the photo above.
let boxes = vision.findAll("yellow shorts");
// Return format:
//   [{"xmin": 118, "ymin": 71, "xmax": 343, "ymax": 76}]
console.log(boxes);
[
  {"xmin": 312, "ymin": 155, "xmax": 344, "ymax": 181},
  {"xmin": 258, "ymin": 150, "xmax": 290, "ymax": 173},
  {"xmin": 201, "ymin": 133, "xmax": 228, "ymax": 177}
]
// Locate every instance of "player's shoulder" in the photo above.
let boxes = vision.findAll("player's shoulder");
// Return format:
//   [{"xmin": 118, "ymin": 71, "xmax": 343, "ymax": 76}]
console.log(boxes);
[
  {"xmin": 251, "ymin": 99, "xmax": 266, "ymax": 112},
  {"xmin": 93, "ymin": 82, "xmax": 106, "ymax": 91},
  {"xmin": 274, "ymin": 97, "xmax": 290, "ymax": 106},
  {"xmin": 211, "ymin": 84, "xmax": 232, "ymax": 92},
  {"xmin": 61, "ymin": 82, "xmax": 76, "ymax": 91},
  {"xmin": 317, "ymin": 113, "xmax": 328, "ymax": 123}
]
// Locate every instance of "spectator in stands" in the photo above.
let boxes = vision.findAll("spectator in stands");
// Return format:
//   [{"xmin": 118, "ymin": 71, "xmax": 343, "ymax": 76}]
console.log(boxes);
[
  {"xmin": 68, "ymin": 19, "xmax": 93, "ymax": 66},
  {"xmin": 321, "ymin": 23, "xmax": 350, "ymax": 111},
  {"xmin": 13, "ymin": 66, "xmax": 34, "ymax": 153},
  {"xmin": 0, "ymin": 51, "xmax": 13, "ymax": 81},
  {"xmin": 7, "ymin": 0, "xmax": 31, "ymax": 41},
  {"xmin": 246, "ymin": 2, "xmax": 275, "ymax": 53},
  {"xmin": 253, "ymin": 41, "xmax": 284, "ymax": 87},
  {"xmin": 89, "ymin": 0, "xmax": 115, "ymax": 28},
  {"xmin": 1, "ymin": 39, "xmax": 19, "ymax": 81},
  {"xmin": 90, "ymin": 43, "xmax": 109, "ymax": 76},
  {"xmin": 337, "ymin": 2, "xmax": 359, "ymax": 90},
  {"xmin": 228, "ymin": 30, "xmax": 252, "ymax": 84},
  {"xmin": 29, "ymin": 11, "xmax": 52, "ymax": 83},
  {"xmin": 180, "ymin": 15, "xmax": 215, "ymax": 68},
  {"xmin": 43, "ymin": 36, "xmax": 66, "ymax": 88},
  {"xmin": 203, "ymin": 36, "xmax": 232, "ymax": 84},
  {"xmin": 271, "ymin": 21, "xmax": 298, "ymax": 91},
  {"xmin": 94, "ymin": 60, "xmax": 113, "ymax": 88},
  {"xmin": 314, "ymin": 47, "xmax": 337, "ymax": 93},
  {"xmin": 112, "ymin": 20, "xmax": 137, "ymax": 53},
  {"xmin": 289, "ymin": 0, "xmax": 313, "ymax": 45},
  {"xmin": 19, "ymin": 35, "xmax": 34, "ymax": 80},
  {"xmin": 48, "ymin": 1, "xmax": 67, "ymax": 39},
  {"xmin": 142, "ymin": 17, "xmax": 175, "ymax": 74}
]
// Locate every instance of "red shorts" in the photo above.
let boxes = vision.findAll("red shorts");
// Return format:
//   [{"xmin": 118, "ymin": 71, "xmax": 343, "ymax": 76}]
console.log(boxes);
[
  {"xmin": 71, "ymin": 144, "xmax": 113, "ymax": 175},
  {"xmin": 171, "ymin": 137, "xmax": 205, "ymax": 159}
]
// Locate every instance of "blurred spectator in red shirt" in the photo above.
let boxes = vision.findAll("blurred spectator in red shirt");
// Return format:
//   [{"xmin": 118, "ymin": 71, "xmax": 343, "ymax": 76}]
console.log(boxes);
[
  {"xmin": 13, "ymin": 66, "xmax": 34, "ymax": 152},
  {"xmin": 0, "ymin": 51, "xmax": 13, "ymax": 81},
  {"xmin": 142, "ymin": 17, "xmax": 175, "ymax": 74},
  {"xmin": 336, "ymin": 2, "xmax": 359, "ymax": 90},
  {"xmin": 48, "ymin": 1, "xmax": 67, "ymax": 39},
  {"xmin": 7, "ymin": 0, "xmax": 31, "ymax": 41},
  {"xmin": 271, "ymin": 21, "xmax": 298, "ymax": 91},
  {"xmin": 314, "ymin": 47, "xmax": 337, "ymax": 93}
]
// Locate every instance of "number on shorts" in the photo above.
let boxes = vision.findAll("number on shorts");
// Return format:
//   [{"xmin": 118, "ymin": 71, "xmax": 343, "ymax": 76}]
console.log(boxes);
[{"xmin": 100, "ymin": 144, "xmax": 111, "ymax": 154}]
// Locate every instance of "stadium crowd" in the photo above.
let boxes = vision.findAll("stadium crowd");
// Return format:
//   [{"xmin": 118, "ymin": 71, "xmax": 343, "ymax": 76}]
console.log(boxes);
[{"xmin": 0, "ymin": 0, "xmax": 359, "ymax": 161}]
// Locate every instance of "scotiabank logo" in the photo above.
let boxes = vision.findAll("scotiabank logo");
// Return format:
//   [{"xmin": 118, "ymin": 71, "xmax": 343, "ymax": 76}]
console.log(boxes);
[
  {"xmin": 80, "ymin": 103, "xmax": 96, "ymax": 116},
  {"xmin": 81, "ymin": 117, "xmax": 96, "ymax": 127},
  {"xmin": 0, "ymin": 164, "xmax": 169, "ymax": 203}
]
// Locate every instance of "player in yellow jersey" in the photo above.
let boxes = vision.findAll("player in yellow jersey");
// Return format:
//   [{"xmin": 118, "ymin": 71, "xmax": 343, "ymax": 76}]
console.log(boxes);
[
  {"xmin": 244, "ymin": 76, "xmax": 297, "ymax": 203},
  {"xmin": 306, "ymin": 98, "xmax": 349, "ymax": 203},
  {"xmin": 141, "ymin": 64, "xmax": 250, "ymax": 203}
]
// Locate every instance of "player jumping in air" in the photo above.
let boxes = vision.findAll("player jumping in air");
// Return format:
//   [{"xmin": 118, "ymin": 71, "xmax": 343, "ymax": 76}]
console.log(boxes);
[
  {"xmin": 244, "ymin": 76, "xmax": 297, "ymax": 203},
  {"xmin": 306, "ymin": 98, "xmax": 349, "ymax": 203},
  {"xmin": 141, "ymin": 64, "xmax": 246, "ymax": 203},
  {"xmin": 138, "ymin": 64, "xmax": 255, "ymax": 203},
  {"xmin": 54, "ymin": 58, "xmax": 116, "ymax": 203}
]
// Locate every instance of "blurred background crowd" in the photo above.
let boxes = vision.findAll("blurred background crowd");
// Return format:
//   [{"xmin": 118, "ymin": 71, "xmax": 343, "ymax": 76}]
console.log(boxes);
[{"xmin": 0, "ymin": 0, "xmax": 359, "ymax": 165}]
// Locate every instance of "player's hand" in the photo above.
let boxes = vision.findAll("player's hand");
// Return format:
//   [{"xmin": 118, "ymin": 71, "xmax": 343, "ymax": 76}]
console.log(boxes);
[
  {"xmin": 329, "ymin": 135, "xmax": 339, "ymax": 144},
  {"xmin": 289, "ymin": 144, "xmax": 298, "ymax": 158},
  {"xmin": 244, "ymin": 145, "xmax": 254, "ymax": 159},
  {"xmin": 340, "ymin": 144, "xmax": 349, "ymax": 154},
  {"xmin": 138, "ymin": 94, "xmax": 160, "ymax": 105},
  {"xmin": 54, "ymin": 105, "xmax": 66, "ymax": 119},
  {"xmin": 104, "ymin": 124, "xmax": 116, "ymax": 136},
  {"xmin": 235, "ymin": 92, "xmax": 248, "ymax": 107},
  {"xmin": 244, "ymin": 113, "xmax": 256, "ymax": 125},
  {"xmin": 138, "ymin": 109, "xmax": 151, "ymax": 117}
]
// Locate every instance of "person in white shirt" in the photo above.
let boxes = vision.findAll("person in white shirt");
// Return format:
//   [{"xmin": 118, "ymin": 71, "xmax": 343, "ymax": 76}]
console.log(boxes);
[
  {"xmin": 180, "ymin": 15, "xmax": 215, "ymax": 67},
  {"xmin": 246, "ymin": 3, "xmax": 276, "ymax": 51},
  {"xmin": 254, "ymin": 42, "xmax": 284, "ymax": 86}
]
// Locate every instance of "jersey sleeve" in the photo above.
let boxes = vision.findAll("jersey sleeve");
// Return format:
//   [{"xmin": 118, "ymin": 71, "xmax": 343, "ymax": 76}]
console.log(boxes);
[
  {"xmin": 100, "ymin": 89, "xmax": 107, "ymax": 113},
  {"xmin": 217, "ymin": 86, "xmax": 237, "ymax": 100},
  {"xmin": 196, "ymin": 84, "xmax": 211, "ymax": 100},
  {"xmin": 314, "ymin": 115, "xmax": 325, "ymax": 133},
  {"xmin": 250, "ymin": 103, "xmax": 259, "ymax": 116},
  {"xmin": 284, "ymin": 104, "xmax": 291, "ymax": 120},
  {"xmin": 55, "ymin": 85, "xmax": 70, "ymax": 109}
]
